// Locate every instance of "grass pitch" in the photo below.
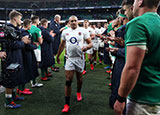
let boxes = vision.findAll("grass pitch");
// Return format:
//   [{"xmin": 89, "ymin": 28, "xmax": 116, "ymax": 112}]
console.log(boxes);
[{"xmin": 0, "ymin": 52, "xmax": 114, "ymax": 115}]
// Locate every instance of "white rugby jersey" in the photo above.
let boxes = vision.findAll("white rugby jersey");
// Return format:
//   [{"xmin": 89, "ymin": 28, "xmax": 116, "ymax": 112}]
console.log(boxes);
[
  {"xmin": 61, "ymin": 27, "xmax": 90, "ymax": 57},
  {"xmin": 84, "ymin": 27, "xmax": 95, "ymax": 35},
  {"xmin": 98, "ymin": 27, "xmax": 105, "ymax": 34},
  {"xmin": 84, "ymin": 27, "xmax": 95, "ymax": 45},
  {"xmin": 92, "ymin": 28, "xmax": 100, "ymax": 42}
]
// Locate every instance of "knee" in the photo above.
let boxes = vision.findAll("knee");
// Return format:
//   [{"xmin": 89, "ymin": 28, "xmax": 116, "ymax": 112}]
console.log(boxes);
[{"xmin": 65, "ymin": 80, "xmax": 72, "ymax": 87}]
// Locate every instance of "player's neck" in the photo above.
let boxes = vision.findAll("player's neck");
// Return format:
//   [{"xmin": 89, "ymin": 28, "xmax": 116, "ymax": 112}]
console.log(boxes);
[
  {"xmin": 83, "ymin": 26, "xmax": 88, "ymax": 29},
  {"xmin": 71, "ymin": 27, "xmax": 78, "ymax": 30},
  {"xmin": 32, "ymin": 23, "xmax": 37, "ymax": 27},
  {"xmin": 123, "ymin": 19, "xmax": 129, "ymax": 25},
  {"xmin": 10, "ymin": 20, "xmax": 17, "ymax": 27},
  {"xmin": 138, "ymin": 7, "xmax": 157, "ymax": 16},
  {"xmin": 54, "ymin": 19, "xmax": 59, "ymax": 24}
]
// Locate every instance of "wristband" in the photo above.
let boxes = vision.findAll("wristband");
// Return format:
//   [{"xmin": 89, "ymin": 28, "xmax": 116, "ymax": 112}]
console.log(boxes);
[{"xmin": 117, "ymin": 94, "xmax": 126, "ymax": 103}]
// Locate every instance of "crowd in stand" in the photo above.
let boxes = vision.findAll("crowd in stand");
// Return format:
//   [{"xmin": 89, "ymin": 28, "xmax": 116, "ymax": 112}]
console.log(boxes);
[{"xmin": 0, "ymin": 0, "xmax": 122, "ymax": 8}]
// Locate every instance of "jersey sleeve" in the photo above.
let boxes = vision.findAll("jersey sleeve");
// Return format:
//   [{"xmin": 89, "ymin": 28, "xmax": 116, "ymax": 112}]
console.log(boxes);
[
  {"xmin": 125, "ymin": 19, "xmax": 147, "ymax": 46},
  {"xmin": 90, "ymin": 28, "xmax": 95, "ymax": 34},
  {"xmin": 61, "ymin": 31, "xmax": 66, "ymax": 41},
  {"xmin": 36, "ymin": 28, "xmax": 42, "ymax": 38},
  {"xmin": 96, "ymin": 28, "xmax": 101, "ymax": 34}
]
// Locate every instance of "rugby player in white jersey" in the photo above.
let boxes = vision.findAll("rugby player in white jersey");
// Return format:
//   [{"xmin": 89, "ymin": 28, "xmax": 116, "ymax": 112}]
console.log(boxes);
[
  {"xmin": 91, "ymin": 23, "xmax": 101, "ymax": 66},
  {"xmin": 83, "ymin": 19, "xmax": 95, "ymax": 74},
  {"xmin": 56, "ymin": 16, "xmax": 92, "ymax": 113},
  {"xmin": 97, "ymin": 23, "xmax": 105, "ymax": 64}
]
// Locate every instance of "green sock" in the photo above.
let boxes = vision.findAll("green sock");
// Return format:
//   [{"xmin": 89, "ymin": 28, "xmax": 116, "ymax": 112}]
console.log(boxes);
[
  {"xmin": 12, "ymin": 89, "xmax": 16, "ymax": 100},
  {"xmin": 52, "ymin": 64, "xmax": 55, "ymax": 68},
  {"xmin": 41, "ymin": 68, "xmax": 46, "ymax": 78},
  {"xmin": 5, "ymin": 94, "xmax": 13, "ymax": 104},
  {"xmin": 18, "ymin": 85, "xmax": 22, "ymax": 91},
  {"xmin": 32, "ymin": 78, "xmax": 36, "ymax": 85},
  {"xmin": 5, "ymin": 95, "xmax": 13, "ymax": 105}
]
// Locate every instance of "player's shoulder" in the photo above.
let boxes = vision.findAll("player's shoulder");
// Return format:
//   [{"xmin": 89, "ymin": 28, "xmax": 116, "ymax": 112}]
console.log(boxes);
[
  {"xmin": 88, "ymin": 27, "xmax": 94, "ymax": 31},
  {"xmin": 95, "ymin": 28, "xmax": 99, "ymax": 31},
  {"xmin": 32, "ymin": 25, "xmax": 41, "ymax": 32},
  {"xmin": 76, "ymin": 27, "xmax": 88, "ymax": 33},
  {"xmin": 62, "ymin": 27, "xmax": 71, "ymax": 33},
  {"xmin": 77, "ymin": 27, "xmax": 85, "ymax": 30},
  {"xmin": 127, "ymin": 15, "xmax": 145, "ymax": 27}
]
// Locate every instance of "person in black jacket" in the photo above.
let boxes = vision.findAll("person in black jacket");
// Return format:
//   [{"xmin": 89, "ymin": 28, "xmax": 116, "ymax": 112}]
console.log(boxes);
[
  {"xmin": 2, "ymin": 10, "xmax": 30, "ymax": 109},
  {"xmin": 49, "ymin": 14, "xmax": 65, "ymax": 72},
  {"xmin": 39, "ymin": 18, "xmax": 54, "ymax": 81},
  {"xmin": 17, "ymin": 19, "xmax": 38, "ymax": 95},
  {"xmin": 108, "ymin": 1, "xmax": 134, "ymax": 114}
]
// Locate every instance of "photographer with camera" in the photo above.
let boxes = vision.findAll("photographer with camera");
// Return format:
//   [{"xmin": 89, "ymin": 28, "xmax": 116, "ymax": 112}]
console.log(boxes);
[{"xmin": 1, "ymin": 10, "xmax": 30, "ymax": 109}]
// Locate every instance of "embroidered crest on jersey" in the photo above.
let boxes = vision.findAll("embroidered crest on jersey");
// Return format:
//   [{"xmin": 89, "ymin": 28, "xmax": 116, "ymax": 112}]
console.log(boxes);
[
  {"xmin": 78, "ymin": 32, "xmax": 81, "ymax": 36},
  {"xmin": 66, "ymin": 33, "xmax": 69, "ymax": 36},
  {"xmin": 70, "ymin": 37, "xmax": 77, "ymax": 44}
]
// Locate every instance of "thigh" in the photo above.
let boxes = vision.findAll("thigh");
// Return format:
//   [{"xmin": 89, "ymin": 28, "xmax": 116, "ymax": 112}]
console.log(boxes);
[
  {"xmin": 65, "ymin": 70, "xmax": 75, "ymax": 81},
  {"xmin": 126, "ymin": 99, "xmax": 160, "ymax": 115},
  {"xmin": 76, "ymin": 71, "xmax": 83, "ymax": 81},
  {"xmin": 65, "ymin": 59, "xmax": 75, "ymax": 71}
]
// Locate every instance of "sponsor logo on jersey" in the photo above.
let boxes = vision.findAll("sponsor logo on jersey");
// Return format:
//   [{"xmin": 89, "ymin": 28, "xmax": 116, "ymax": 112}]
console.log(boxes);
[{"xmin": 70, "ymin": 37, "xmax": 77, "ymax": 44}]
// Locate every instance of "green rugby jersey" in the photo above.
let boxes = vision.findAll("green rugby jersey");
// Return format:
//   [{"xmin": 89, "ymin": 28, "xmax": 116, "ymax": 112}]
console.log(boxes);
[
  {"xmin": 125, "ymin": 12, "xmax": 160, "ymax": 105},
  {"xmin": 29, "ymin": 25, "xmax": 42, "ymax": 49}
]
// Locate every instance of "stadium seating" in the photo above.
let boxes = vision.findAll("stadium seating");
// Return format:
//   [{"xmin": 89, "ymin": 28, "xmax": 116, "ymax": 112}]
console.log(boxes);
[{"xmin": 0, "ymin": 0, "xmax": 122, "ymax": 8}]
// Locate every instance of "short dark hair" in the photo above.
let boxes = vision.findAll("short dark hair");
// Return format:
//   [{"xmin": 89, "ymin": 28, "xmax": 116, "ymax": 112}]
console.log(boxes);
[
  {"xmin": 121, "ymin": 0, "xmax": 134, "ymax": 6},
  {"xmin": 9, "ymin": 10, "xmax": 22, "ymax": 20},
  {"xmin": 65, "ymin": 20, "xmax": 69, "ymax": 25},
  {"xmin": 40, "ymin": 18, "xmax": 48, "ymax": 26},
  {"xmin": 23, "ymin": 19, "xmax": 31, "ymax": 27},
  {"xmin": 31, "ymin": 15, "xmax": 39, "ymax": 24},
  {"xmin": 142, "ymin": 0, "xmax": 160, "ymax": 8},
  {"xmin": 84, "ymin": 19, "xmax": 89, "ymax": 22}
]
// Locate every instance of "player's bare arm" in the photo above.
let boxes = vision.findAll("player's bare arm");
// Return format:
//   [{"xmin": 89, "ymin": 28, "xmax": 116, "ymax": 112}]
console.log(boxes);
[
  {"xmin": 56, "ymin": 40, "xmax": 66, "ymax": 63},
  {"xmin": 82, "ymin": 38, "xmax": 92, "ymax": 52},
  {"xmin": 114, "ymin": 46, "xmax": 145, "ymax": 114},
  {"xmin": 38, "ymin": 37, "xmax": 43, "ymax": 44}
]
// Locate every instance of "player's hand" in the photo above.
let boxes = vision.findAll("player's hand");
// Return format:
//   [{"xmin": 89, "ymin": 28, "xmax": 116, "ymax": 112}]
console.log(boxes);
[
  {"xmin": 82, "ymin": 46, "xmax": 88, "ymax": 52},
  {"xmin": 0, "ymin": 51, "xmax": 7, "ymax": 59},
  {"xmin": 56, "ymin": 56, "xmax": 61, "ymax": 64},
  {"xmin": 106, "ymin": 36, "xmax": 116, "ymax": 41},
  {"xmin": 104, "ymin": 40, "xmax": 108, "ymax": 44},
  {"xmin": 114, "ymin": 100, "xmax": 125, "ymax": 115},
  {"xmin": 33, "ymin": 42, "xmax": 40, "ymax": 47},
  {"xmin": 109, "ymin": 30, "xmax": 115, "ymax": 37},
  {"xmin": 22, "ymin": 36, "xmax": 31, "ymax": 44},
  {"xmin": 110, "ymin": 48, "xmax": 119, "ymax": 53},
  {"xmin": 50, "ymin": 32, "xmax": 56, "ymax": 37}
]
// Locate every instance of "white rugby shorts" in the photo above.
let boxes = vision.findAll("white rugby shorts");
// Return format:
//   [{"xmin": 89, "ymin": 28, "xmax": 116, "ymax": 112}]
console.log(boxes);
[
  {"xmin": 34, "ymin": 49, "xmax": 41, "ymax": 62},
  {"xmin": 65, "ymin": 57, "xmax": 84, "ymax": 73}
]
